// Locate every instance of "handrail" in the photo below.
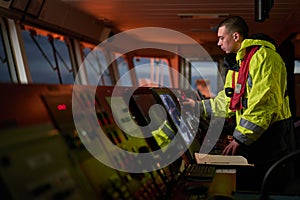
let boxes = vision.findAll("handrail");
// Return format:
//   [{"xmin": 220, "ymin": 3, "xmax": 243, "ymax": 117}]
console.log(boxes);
[{"xmin": 260, "ymin": 149, "xmax": 300, "ymax": 200}]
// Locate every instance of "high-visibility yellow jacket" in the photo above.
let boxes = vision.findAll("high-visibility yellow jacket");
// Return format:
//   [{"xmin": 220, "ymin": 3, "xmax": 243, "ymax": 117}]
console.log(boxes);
[{"xmin": 202, "ymin": 39, "xmax": 291, "ymax": 146}]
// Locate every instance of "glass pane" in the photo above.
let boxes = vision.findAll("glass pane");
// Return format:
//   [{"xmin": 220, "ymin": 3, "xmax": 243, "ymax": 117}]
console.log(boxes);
[
  {"xmin": 115, "ymin": 53, "xmax": 132, "ymax": 86},
  {"xmin": 21, "ymin": 27, "xmax": 74, "ymax": 84},
  {"xmin": 133, "ymin": 57, "xmax": 171, "ymax": 87},
  {"xmin": 295, "ymin": 60, "xmax": 300, "ymax": 74},
  {"xmin": 82, "ymin": 45, "xmax": 112, "ymax": 86},
  {"xmin": 191, "ymin": 61, "xmax": 218, "ymax": 98},
  {"xmin": 0, "ymin": 24, "xmax": 11, "ymax": 83},
  {"xmin": 53, "ymin": 38, "xmax": 74, "ymax": 84}
]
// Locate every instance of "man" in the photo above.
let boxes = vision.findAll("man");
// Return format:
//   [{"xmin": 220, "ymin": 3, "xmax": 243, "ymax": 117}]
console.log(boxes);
[{"xmin": 185, "ymin": 16, "xmax": 295, "ymax": 187}]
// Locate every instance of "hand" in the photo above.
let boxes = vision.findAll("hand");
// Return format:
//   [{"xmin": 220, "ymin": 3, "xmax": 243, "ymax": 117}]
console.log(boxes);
[
  {"xmin": 182, "ymin": 98, "xmax": 196, "ymax": 108},
  {"xmin": 222, "ymin": 139, "xmax": 240, "ymax": 155}
]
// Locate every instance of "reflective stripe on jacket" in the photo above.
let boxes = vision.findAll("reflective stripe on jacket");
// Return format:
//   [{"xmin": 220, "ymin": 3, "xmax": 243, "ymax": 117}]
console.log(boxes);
[{"xmin": 202, "ymin": 39, "xmax": 291, "ymax": 146}]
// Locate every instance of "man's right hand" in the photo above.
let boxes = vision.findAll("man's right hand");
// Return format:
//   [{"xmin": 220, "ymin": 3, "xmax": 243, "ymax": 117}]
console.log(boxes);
[
  {"xmin": 182, "ymin": 98, "xmax": 205, "ymax": 117},
  {"xmin": 182, "ymin": 98, "xmax": 196, "ymax": 108}
]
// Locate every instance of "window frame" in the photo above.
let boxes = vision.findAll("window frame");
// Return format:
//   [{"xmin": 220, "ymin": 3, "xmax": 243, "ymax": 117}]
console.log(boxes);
[{"xmin": 0, "ymin": 18, "xmax": 18, "ymax": 83}]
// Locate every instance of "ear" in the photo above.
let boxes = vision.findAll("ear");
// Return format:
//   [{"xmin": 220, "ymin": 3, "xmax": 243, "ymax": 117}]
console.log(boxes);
[{"xmin": 233, "ymin": 32, "xmax": 241, "ymax": 42}]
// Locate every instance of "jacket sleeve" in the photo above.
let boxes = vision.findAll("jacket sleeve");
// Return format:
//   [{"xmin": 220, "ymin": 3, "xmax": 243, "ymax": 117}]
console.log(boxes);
[
  {"xmin": 201, "ymin": 71, "xmax": 235, "ymax": 119},
  {"xmin": 233, "ymin": 49, "xmax": 287, "ymax": 145}
]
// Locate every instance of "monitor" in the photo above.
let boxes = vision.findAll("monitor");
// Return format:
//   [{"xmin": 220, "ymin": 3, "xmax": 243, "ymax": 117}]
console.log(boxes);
[
  {"xmin": 151, "ymin": 87, "xmax": 201, "ymax": 161},
  {"xmin": 131, "ymin": 93, "xmax": 157, "ymax": 125}
]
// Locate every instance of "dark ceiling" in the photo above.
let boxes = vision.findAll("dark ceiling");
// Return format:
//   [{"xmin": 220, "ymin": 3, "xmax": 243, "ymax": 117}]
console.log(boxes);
[{"xmin": 63, "ymin": 0, "xmax": 300, "ymax": 56}]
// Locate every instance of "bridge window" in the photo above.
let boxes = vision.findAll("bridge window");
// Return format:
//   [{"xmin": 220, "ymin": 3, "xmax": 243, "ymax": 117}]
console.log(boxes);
[
  {"xmin": 115, "ymin": 53, "xmax": 132, "ymax": 86},
  {"xmin": 295, "ymin": 60, "xmax": 300, "ymax": 74},
  {"xmin": 133, "ymin": 57, "xmax": 172, "ymax": 87},
  {"xmin": 190, "ymin": 61, "xmax": 219, "ymax": 98},
  {"xmin": 21, "ymin": 25, "xmax": 74, "ymax": 84},
  {"xmin": 80, "ymin": 42, "xmax": 113, "ymax": 86},
  {"xmin": 0, "ymin": 20, "xmax": 12, "ymax": 83}
]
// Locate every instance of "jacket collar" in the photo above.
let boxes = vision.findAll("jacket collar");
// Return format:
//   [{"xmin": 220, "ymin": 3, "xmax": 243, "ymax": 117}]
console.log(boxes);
[{"xmin": 236, "ymin": 39, "xmax": 276, "ymax": 61}]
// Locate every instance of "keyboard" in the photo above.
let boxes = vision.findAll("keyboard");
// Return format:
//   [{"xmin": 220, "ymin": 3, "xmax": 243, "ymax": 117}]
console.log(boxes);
[{"xmin": 184, "ymin": 164, "xmax": 216, "ymax": 181}]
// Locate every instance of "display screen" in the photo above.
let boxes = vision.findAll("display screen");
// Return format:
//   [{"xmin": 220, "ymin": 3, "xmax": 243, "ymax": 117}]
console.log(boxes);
[
  {"xmin": 151, "ymin": 88, "xmax": 197, "ymax": 147},
  {"xmin": 159, "ymin": 93, "xmax": 195, "ymax": 145}
]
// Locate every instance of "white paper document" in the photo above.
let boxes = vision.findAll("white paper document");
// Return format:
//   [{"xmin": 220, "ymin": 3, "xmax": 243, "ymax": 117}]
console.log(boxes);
[{"xmin": 195, "ymin": 153, "xmax": 254, "ymax": 166}]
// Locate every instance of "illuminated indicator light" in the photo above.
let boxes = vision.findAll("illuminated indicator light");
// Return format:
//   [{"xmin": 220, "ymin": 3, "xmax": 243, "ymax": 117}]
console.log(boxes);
[{"xmin": 57, "ymin": 104, "xmax": 67, "ymax": 111}]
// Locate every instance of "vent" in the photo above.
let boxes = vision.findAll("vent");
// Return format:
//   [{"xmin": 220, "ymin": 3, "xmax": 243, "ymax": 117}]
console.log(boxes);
[{"xmin": 178, "ymin": 13, "xmax": 229, "ymax": 19}]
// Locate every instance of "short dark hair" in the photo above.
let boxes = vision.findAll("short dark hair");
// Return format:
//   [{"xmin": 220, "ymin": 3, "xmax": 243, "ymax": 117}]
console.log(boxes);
[{"xmin": 218, "ymin": 16, "xmax": 249, "ymax": 39}]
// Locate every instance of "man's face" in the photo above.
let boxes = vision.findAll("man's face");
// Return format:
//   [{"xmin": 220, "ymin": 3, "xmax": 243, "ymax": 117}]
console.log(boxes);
[{"xmin": 217, "ymin": 26, "xmax": 238, "ymax": 53}]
